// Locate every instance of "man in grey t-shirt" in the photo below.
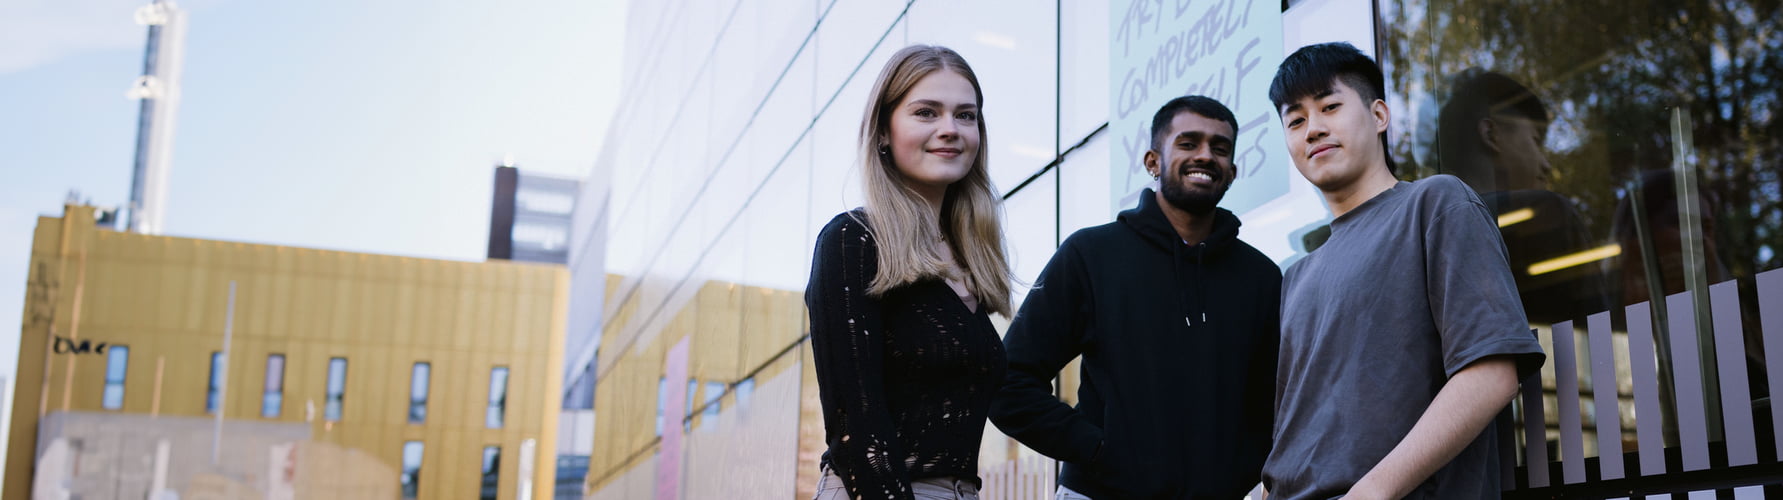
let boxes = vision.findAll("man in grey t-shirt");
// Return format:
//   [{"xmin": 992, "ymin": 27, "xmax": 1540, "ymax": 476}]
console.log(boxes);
[{"xmin": 1261, "ymin": 42, "xmax": 1546, "ymax": 499}]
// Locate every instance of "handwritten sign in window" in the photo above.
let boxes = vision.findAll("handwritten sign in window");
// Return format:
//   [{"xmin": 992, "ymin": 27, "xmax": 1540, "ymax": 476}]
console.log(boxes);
[{"xmin": 1109, "ymin": 0, "xmax": 1288, "ymax": 216}]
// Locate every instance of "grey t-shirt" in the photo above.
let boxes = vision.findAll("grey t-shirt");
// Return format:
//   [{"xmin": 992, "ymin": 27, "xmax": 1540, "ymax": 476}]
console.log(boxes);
[{"xmin": 1263, "ymin": 175, "xmax": 1546, "ymax": 500}]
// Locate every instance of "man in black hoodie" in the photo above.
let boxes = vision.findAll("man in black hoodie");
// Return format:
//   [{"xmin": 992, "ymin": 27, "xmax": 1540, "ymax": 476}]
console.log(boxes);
[{"xmin": 990, "ymin": 96, "xmax": 1282, "ymax": 499}]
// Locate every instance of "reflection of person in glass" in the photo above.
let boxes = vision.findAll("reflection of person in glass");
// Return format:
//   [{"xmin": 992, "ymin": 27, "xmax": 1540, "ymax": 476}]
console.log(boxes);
[
  {"xmin": 804, "ymin": 45, "xmax": 1014, "ymax": 500},
  {"xmin": 990, "ymin": 96, "xmax": 1281, "ymax": 499},
  {"xmin": 1437, "ymin": 69, "xmax": 1612, "ymax": 325},
  {"xmin": 1261, "ymin": 42, "xmax": 1545, "ymax": 500}
]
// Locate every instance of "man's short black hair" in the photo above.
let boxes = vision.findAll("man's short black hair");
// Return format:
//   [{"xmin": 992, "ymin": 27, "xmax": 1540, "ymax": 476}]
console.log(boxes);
[
  {"xmin": 1269, "ymin": 42, "xmax": 1396, "ymax": 173},
  {"xmin": 1436, "ymin": 69, "xmax": 1550, "ymax": 171},
  {"xmin": 1150, "ymin": 95, "xmax": 1240, "ymax": 152}
]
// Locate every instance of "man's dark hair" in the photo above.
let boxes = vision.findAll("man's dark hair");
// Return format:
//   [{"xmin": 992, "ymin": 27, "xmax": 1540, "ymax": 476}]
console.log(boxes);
[
  {"xmin": 1268, "ymin": 42, "xmax": 1395, "ymax": 173},
  {"xmin": 1150, "ymin": 95, "xmax": 1240, "ymax": 152},
  {"xmin": 1436, "ymin": 69, "xmax": 1550, "ymax": 176}
]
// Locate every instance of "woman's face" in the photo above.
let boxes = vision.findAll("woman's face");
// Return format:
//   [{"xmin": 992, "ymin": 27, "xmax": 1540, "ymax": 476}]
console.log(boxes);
[{"xmin": 886, "ymin": 70, "xmax": 981, "ymax": 194}]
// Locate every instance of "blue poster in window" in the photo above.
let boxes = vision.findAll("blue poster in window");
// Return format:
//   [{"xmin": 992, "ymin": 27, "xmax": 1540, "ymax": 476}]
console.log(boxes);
[{"xmin": 1109, "ymin": 0, "xmax": 1287, "ymax": 217}]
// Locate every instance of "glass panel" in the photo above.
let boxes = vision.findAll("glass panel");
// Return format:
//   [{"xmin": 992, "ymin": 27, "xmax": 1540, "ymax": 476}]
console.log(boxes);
[
  {"xmin": 479, "ymin": 446, "xmax": 501, "ymax": 500},
  {"xmin": 401, "ymin": 441, "xmax": 424, "ymax": 499},
  {"xmin": 102, "ymin": 345, "xmax": 128, "ymax": 409},
  {"xmin": 485, "ymin": 366, "xmax": 509, "ymax": 429},
  {"xmin": 206, "ymin": 351, "xmax": 223, "ymax": 413},
  {"xmin": 409, "ymin": 362, "xmax": 430, "ymax": 424},
  {"xmin": 325, "ymin": 357, "xmax": 347, "ymax": 421},
  {"xmin": 1380, "ymin": 0, "xmax": 1783, "ymax": 462}
]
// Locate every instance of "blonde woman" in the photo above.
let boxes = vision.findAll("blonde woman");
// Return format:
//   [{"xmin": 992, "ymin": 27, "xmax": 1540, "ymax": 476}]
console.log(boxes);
[{"xmin": 805, "ymin": 45, "xmax": 1014, "ymax": 500}]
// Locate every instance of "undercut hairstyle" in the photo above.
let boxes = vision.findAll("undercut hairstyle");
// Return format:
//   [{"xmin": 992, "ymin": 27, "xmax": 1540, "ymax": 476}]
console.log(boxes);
[
  {"xmin": 1150, "ymin": 95, "xmax": 1240, "ymax": 152},
  {"xmin": 1269, "ymin": 42, "xmax": 1396, "ymax": 173}
]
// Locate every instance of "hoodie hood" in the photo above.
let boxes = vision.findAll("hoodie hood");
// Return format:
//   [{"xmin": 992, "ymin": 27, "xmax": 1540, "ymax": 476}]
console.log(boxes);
[{"xmin": 1116, "ymin": 188, "xmax": 1244, "ymax": 253}]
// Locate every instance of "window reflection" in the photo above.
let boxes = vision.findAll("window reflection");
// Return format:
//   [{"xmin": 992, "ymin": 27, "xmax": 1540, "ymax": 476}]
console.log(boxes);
[{"xmin": 1382, "ymin": 0, "xmax": 1783, "ymax": 467}]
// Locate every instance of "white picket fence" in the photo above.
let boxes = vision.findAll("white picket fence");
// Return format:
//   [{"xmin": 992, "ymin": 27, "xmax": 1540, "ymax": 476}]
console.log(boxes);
[{"xmin": 978, "ymin": 455, "xmax": 1057, "ymax": 500}]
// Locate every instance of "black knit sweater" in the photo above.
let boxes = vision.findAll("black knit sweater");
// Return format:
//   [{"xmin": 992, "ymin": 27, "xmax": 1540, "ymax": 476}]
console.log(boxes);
[{"xmin": 805, "ymin": 210, "xmax": 1006, "ymax": 500}]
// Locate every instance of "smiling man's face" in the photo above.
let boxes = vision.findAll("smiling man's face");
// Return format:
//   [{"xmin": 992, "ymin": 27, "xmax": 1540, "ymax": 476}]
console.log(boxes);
[{"xmin": 1145, "ymin": 111, "xmax": 1237, "ymax": 215}]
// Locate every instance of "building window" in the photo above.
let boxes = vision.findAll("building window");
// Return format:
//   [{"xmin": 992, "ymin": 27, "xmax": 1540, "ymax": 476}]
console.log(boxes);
[
  {"xmin": 206, "ymin": 351, "xmax": 223, "ymax": 413},
  {"xmin": 684, "ymin": 379, "xmax": 699, "ymax": 419},
  {"xmin": 324, "ymin": 357, "xmax": 347, "ymax": 421},
  {"xmin": 698, "ymin": 380, "xmax": 726, "ymax": 432},
  {"xmin": 262, "ymin": 354, "xmax": 285, "ymax": 418},
  {"xmin": 485, "ymin": 366, "xmax": 509, "ymax": 429},
  {"xmin": 702, "ymin": 381, "xmax": 724, "ymax": 419},
  {"xmin": 102, "ymin": 345, "xmax": 129, "ymax": 410},
  {"xmin": 409, "ymin": 362, "xmax": 430, "ymax": 424},
  {"xmin": 401, "ymin": 441, "xmax": 424, "ymax": 499},
  {"xmin": 655, "ymin": 377, "xmax": 666, "ymax": 436},
  {"xmin": 479, "ymin": 446, "xmax": 501, "ymax": 500},
  {"xmin": 736, "ymin": 377, "xmax": 755, "ymax": 408}
]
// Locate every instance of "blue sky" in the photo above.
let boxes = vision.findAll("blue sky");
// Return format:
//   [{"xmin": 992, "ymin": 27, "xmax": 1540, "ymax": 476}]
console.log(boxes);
[{"xmin": 0, "ymin": 0, "xmax": 626, "ymax": 417}]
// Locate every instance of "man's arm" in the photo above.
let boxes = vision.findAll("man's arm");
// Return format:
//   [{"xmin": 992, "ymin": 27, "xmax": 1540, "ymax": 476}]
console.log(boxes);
[
  {"xmin": 1345, "ymin": 356, "xmax": 1520, "ymax": 499},
  {"xmin": 989, "ymin": 240, "xmax": 1104, "ymax": 463},
  {"xmin": 1348, "ymin": 184, "xmax": 1545, "ymax": 498}
]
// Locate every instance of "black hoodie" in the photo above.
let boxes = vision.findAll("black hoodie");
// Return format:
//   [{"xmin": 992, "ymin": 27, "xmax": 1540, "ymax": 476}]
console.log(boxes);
[{"xmin": 990, "ymin": 189, "xmax": 1282, "ymax": 499}]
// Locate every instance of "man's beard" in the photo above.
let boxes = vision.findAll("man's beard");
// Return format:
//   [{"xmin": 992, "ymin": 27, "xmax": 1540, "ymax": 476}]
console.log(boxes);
[{"xmin": 1159, "ymin": 168, "xmax": 1229, "ymax": 215}]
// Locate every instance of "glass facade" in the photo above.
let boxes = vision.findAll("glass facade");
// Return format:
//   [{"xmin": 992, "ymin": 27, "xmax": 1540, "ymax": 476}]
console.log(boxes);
[
  {"xmin": 573, "ymin": 2, "xmax": 1114, "ymax": 497},
  {"xmin": 572, "ymin": 0, "xmax": 1781, "ymax": 497},
  {"xmin": 1380, "ymin": 0, "xmax": 1783, "ymax": 467},
  {"xmin": 102, "ymin": 345, "xmax": 129, "ymax": 410}
]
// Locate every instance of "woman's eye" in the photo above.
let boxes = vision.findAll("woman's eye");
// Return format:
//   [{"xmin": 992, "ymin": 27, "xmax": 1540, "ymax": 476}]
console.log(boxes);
[
  {"xmin": 956, "ymin": 111, "xmax": 977, "ymax": 121},
  {"xmin": 914, "ymin": 108, "xmax": 935, "ymax": 117}
]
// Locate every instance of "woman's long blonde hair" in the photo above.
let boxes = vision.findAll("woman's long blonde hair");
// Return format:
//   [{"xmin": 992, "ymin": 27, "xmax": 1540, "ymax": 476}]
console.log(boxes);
[{"xmin": 856, "ymin": 45, "xmax": 1013, "ymax": 316}]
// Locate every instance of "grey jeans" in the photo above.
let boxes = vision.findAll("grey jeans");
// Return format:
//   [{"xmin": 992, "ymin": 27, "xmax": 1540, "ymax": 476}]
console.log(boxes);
[{"xmin": 812, "ymin": 466, "xmax": 979, "ymax": 500}]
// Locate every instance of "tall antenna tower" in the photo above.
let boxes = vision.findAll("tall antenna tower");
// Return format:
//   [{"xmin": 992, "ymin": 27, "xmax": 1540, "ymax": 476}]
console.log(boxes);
[{"xmin": 125, "ymin": 0, "xmax": 188, "ymax": 234}]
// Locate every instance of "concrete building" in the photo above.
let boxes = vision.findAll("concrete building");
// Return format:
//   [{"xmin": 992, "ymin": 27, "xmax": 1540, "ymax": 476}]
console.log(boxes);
[
  {"xmin": 7, "ymin": 205, "xmax": 567, "ymax": 500},
  {"xmin": 488, "ymin": 165, "xmax": 580, "ymax": 266}
]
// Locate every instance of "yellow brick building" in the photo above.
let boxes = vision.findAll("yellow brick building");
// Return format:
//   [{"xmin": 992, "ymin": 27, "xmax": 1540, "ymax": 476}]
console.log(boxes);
[{"xmin": 6, "ymin": 206, "xmax": 566, "ymax": 500}]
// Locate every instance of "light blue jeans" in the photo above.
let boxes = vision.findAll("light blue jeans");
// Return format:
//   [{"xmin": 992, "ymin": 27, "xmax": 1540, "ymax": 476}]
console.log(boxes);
[{"xmin": 813, "ymin": 466, "xmax": 979, "ymax": 500}]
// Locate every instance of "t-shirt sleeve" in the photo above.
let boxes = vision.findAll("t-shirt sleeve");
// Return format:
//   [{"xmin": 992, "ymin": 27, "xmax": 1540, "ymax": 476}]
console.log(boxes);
[{"xmin": 1424, "ymin": 195, "xmax": 1548, "ymax": 379}]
